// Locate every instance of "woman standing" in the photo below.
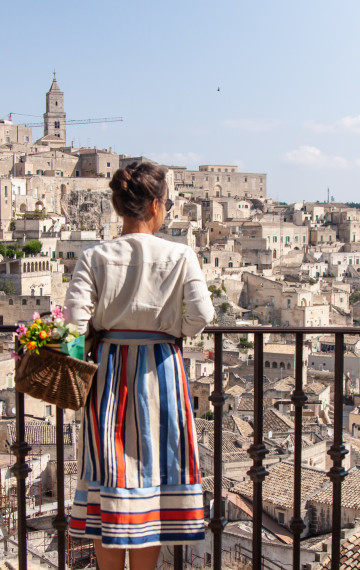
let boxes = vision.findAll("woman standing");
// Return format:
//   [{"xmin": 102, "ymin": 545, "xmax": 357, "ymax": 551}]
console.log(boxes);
[{"xmin": 64, "ymin": 163, "xmax": 214, "ymax": 570}]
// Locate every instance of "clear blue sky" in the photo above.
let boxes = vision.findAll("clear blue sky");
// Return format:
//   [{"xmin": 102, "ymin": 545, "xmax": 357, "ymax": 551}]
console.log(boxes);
[{"xmin": 3, "ymin": 0, "xmax": 360, "ymax": 203}]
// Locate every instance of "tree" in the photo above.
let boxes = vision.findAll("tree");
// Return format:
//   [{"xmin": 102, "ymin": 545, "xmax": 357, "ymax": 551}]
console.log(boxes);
[
  {"xmin": 22, "ymin": 240, "xmax": 43, "ymax": 256},
  {"xmin": 0, "ymin": 279, "xmax": 15, "ymax": 294}
]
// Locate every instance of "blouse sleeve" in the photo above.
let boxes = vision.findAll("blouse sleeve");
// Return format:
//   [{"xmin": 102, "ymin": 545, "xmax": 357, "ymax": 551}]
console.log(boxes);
[
  {"xmin": 181, "ymin": 248, "xmax": 214, "ymax": 337},
  {"xmin": 63, "ymin": 252, "xmax": 98, "ymax": 335}
]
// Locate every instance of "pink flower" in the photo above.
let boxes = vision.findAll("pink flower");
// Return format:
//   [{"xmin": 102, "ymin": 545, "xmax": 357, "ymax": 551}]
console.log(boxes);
[
  {"xmin": 52, "ymin": 306, "xmax": 64, "ymax": 320},
  {"xmin": 32, "ymin": 312, "xmax": 40, "ymax": 321},
  {"xmin": 15, "ymin": 324, "xmax": 27, "ymax": 338},
  {"xmin": 10, "ymin": 351, "xmax": 21, "ymax": 361}
]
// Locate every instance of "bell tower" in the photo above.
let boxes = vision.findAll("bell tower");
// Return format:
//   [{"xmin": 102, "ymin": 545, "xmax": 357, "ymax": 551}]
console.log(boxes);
[{"xmin": 43, "ymin": 72, "xmax": 66, "ymax": 142}]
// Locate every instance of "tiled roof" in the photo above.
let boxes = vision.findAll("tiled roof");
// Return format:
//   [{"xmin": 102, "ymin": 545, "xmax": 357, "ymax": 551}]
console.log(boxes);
[
  {"xmin": 225, "ymin": 385, "xmax": 245, "ymax": 397},
  {"xmin": 237, "ymin": 396, "xmax": 254, "ymax": 411},
  {"xmin": 270, "ymin": 433, "xmax": 314, "ymax": 450},
  {"xmin": 222, "ymin": 415, "xmax": 253, "ymax": 438},
  {"xmin": 233, "ymin": 462, "xmax": 329, "ymax": 510},
  {"xmin": 305, "ymin": 381, "xmax": 327, "ymax": 395},
  {"xmin": 6, "ymin": 421, "xmax": 78, "ymax": 446},
  {"xmin": 202, "ymin": 476, "xmax": 235, "ymax": 492},
  {"xmin": 269, "ymin": 377, "xmax": 295, "ymax": 392},
  {"xmin": 320, "ymin": 531, "xmax": 360, "ymax": 569},
  {"xmin": 309, "ymin": 467, "xmax": 360, "ymax": 509},
  {"xmin": 263, "ymin": 408, "xmax": 295, "ymax": 433}
]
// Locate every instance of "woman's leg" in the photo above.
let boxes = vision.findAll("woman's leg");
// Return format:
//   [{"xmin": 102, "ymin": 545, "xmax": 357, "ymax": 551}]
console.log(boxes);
[
  {"xmin": 129, "ymin": 545, "xmax": 161, "ymax": 570},
  {"xmin": 94, "ymin": 539, "xmax": 126, "ymax": 570}
]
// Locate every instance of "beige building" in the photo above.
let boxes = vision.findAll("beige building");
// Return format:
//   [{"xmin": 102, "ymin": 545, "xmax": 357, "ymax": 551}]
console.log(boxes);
[
  {"xmin": 0, "ymin": 256, "xmax": 64, "ymax": 296},
  {"xmin": 170, "ymin": 165, "xmax": 266, "ymax": 201},
  {"xmin": 0, "ymin": 119, "xmax": 32, "ymax": 146},
  {"xmin": 241, "ymin": 221, "xmax": 308, "ymax": 261},
  {"xmin": 263, "ymin": 344, "xmax": 309, "ymax": 380}
]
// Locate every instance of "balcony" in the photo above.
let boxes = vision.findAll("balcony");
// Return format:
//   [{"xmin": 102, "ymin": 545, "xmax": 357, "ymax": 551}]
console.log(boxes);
[{"xmin": 2, "ymin": 324, "xmax": 358, "ymax": 569}]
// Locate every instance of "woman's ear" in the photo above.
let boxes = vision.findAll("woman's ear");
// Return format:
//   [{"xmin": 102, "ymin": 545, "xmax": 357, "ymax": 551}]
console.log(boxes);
[{"xmin": 149, "ymin": 199, "xmax": 159, "ymax": 217}]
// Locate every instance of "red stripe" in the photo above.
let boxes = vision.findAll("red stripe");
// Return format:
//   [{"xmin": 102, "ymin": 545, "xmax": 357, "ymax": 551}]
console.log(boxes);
[
  {"xmin": 70, "ymin": 518, "xmax": 86, "ymax": 529},
  {"xmin": 115, "ymin": 345, "xmax": 128, "ymax": 487},
  {"xmin": 87, "ymin": 504, "xmax": 101, "ymax": 515},
  {"xmin": 175, "ymin": 345, "xmax": 198, "ymax": 484},
  {"xmin": 102, "ymin": 509, "xmax": 204, "ymax": 524}
]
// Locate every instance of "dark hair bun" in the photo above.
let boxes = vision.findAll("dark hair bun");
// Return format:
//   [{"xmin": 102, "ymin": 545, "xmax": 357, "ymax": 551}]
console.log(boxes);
[{"xmin": 110, "ymin": 162, "xmax": 167, "ymax": 219}]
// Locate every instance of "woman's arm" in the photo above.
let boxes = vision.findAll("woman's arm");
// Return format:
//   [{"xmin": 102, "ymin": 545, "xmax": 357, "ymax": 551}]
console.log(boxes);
[
  {"xmin": 63, "ymin": 252, "xmax": 98, "ymax": 335},
  {"xmin": 181, "ymin": 249, "xmax": 214, "ymax": 337}
]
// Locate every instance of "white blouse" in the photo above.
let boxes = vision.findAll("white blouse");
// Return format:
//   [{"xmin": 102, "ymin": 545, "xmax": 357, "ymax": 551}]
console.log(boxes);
[{"xmin": 63, "ymin": 233, "xmax": 214, "ymax": 338}]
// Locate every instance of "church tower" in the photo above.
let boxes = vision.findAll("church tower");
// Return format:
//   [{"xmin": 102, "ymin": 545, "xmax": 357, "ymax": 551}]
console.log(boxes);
[{"xmin": 43, "ymin": 73, "xmax": 66, "ymax": 142}]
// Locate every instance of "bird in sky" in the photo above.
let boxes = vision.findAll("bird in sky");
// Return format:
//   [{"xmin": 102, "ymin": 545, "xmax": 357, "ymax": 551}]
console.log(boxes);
[{"xmin": 217, "ymin": 86, "xmax": 220, "ymax": 92}]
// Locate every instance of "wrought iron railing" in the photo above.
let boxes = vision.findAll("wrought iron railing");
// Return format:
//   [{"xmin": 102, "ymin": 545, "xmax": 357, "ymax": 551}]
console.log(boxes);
[{"xmin": 4, "ymin": 324, "xmax": 359, "ymax": 569}]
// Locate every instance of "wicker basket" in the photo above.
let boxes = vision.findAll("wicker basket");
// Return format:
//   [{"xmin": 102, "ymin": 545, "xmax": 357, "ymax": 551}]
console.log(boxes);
[{"xmin": 15, "ymin": 347, "xmax": 98, "ymax": 411}]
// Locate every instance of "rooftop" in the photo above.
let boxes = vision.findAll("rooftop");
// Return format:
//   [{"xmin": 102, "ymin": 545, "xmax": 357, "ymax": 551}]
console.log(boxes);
[
  {"xmin": 309, "ymin": 467, "xmax": 360, "ymax": 509},
  {"xmin": 233, "ymin": 462, "xmax": 329, "ymax": 510}
]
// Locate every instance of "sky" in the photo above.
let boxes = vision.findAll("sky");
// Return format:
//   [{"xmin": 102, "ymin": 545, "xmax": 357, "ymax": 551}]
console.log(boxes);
[{"xmin": 2, "ymin": 0, "xmax": 360, "ymax": 203}]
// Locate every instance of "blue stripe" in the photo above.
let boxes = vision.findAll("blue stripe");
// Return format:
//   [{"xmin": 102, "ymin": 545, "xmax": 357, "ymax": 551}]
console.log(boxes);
[
  {"xmin": 170, "ymin": 344, "xmax": 186, "ymax": 484},
  {"xmin": 136, "ymin": 345, "xmax": 153, "ymax": 486},
  {"xmin": 99, "ymin": 343, "xmax": 116, "ymax": 485},
  {"xmin": 102, "ymin": 483, "xmax": 203, "ymax": 497},
  {"xmin": 102, "ymin": 331, "xmax": 175, "ymax": 341},
  {"xmin": 154, "ymin": 344, "xmax": 168, "ymax": 484},
  {"xmin": 102, "ymin": 532, "xmax": 205, "ymax": 545},
  {"xmin": 133, "ymin": 348, "xmax": 141, "ymax": 488},
  {"xmin": 160, "ymin": 343, "xmax": 180, "ymax": 484}
]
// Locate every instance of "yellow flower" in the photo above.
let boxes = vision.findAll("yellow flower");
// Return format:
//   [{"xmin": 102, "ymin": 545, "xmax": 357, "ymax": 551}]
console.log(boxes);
[
  {"xmin": 39, "ymin": 331, "xmax": 48, "ymax": 340},
  {"xmin": 30, "ymin": 323, "xmax": 38, "ymax": 331},
  {"xmin": 35, "ymin": 318, "xmax": 42, "ymax": 325},
  {"xmin": 26, "ymin": 330, "xmax": 31, "ymax": 338},
  {"xmin": 26, "ymin": 341, "xmax": 36, "ymax": 351},
  {"xmin": 20, "ymin": 337, "xmax": 27, "ymax": 344}
]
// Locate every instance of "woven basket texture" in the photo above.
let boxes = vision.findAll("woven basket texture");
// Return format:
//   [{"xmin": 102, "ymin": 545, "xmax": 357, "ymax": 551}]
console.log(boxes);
[{"xmin": 15, "ymin": 348, "xmax": 97, "ymax": 410}]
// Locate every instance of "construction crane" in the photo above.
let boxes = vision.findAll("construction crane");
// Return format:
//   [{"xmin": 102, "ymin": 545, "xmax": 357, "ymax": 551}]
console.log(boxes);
[{"xmin": 7, "ymin": 113, "xmax": 123, "ymax": 127}]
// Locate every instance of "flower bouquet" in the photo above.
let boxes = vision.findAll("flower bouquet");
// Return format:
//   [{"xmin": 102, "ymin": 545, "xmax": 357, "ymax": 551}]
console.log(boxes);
[
  {"xmin": 12, "ymin": 307, "xmax": 97, "ymax": 411},
  {"xmin": 13, "ymin": 307, "xmax": 84, "ymax": 360}
]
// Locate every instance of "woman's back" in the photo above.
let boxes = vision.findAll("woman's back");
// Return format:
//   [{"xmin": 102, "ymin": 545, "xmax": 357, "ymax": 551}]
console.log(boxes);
[{"xmin": 65, "ymin": 233, "xmax": 212, "ymax": 337}]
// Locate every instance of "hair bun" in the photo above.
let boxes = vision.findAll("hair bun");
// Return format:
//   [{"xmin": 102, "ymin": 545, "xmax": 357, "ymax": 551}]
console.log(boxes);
[{"xmin": 109, "ymin": 166, "xmax": 134, "ymax": 193}]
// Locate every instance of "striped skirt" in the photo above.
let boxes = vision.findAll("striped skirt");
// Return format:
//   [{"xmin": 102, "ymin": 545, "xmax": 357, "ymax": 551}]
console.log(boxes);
[{"xmin": 69, "ymin": 331, "xmax": 204, "ymax": 548}]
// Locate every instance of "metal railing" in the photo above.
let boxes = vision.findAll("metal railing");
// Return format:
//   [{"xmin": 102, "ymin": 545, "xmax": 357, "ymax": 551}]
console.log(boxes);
[{"xmin": 5, "ymin": 324, "xmax": 359, "ymax": 569}]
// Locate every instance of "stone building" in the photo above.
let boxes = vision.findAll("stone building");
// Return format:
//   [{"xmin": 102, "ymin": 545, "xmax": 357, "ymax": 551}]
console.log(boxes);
[
  {"xmin": 42, "ymin": 73, "xmax": 66, "ymax": 143},
  {"xmin": 0, "ymin": 119, "xmax": 32, "ymax": 146},
  {"xmin": 170, "ymin": 165, "xmax": 266, "ymax": 201},
  {"xmin": 0, "ymin": 256, "xmax": 64, "ymax": 296}
]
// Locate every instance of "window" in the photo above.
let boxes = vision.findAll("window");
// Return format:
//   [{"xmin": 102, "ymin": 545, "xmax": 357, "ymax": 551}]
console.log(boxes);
[
  {"xmin": 67, "ymin": 252, "xmax": 75, "ymax": 259},
  {"xmin": 272, "ymin": 362, "xmax": 278, "ymax": 369},
  {"xmin": 260, "ymin": 177, "xmax": 263, "ymax": 183},
  {"xmin": 107, "ymin": 162, "xmax": 111, "ymax": 167},
  {"xmin": 265, "ymin": 361, "xmax": 270, "ymax": 368},
  {"xmin": 278, "ymin": 512, "xmax": 285, "ymax": 524},
  {"xmin": 216, "ymin": 191, "xmax": 220, "ymax": 197},
  {"xmin": 295, "ymin": 235, "xmax": 299, "ymax": 242},
  {"xmin": 75, "ymin": 170, "xmax": 80, "ymax": 177},
  {"xmin": 194, "ymin": 397, "xmax": 199, "ymax": 410},
  {"xmin": 228, "ymin": 177, "xmax": 230, "ymax": 182},
  {"xmin": 59, "ymin": 252, "xmax": 63, "ymax": 258},
  {"xmin": 9, "ymin": 299, "xmax": 13, "ymax": 305},
  {"xmin": 22, "ymin": 299, "xmax": 27, "ymax": 305},
  {"xmin": 228, "ymin": 262, "xmax": 233, "ymax": 268},
  {"xmin": 40, "ymin": 288, "xmax": 43, "ymax": 296},
  {"xmin": 205, "ymin": 176, "xmax": 208, "ymax": 181},
  {"xmin": 273, "ymin": 236, "xmax": 277, "ymax": 243},
  {"xmin": 54, "ymin": 121, "xmax": 60, "ymax": 129},
  {"xmin": 45, "ymin": 405, "xmax": 52, "ymax": 416},
  {"xmin": 287, "ymin": 299, "xmax": 291, "ymax": 308},
  {"xmin": 107, "ymin": 172, "xmax": 111, "ymax": 178},
  {"xmin": 245, "ymin": 177, "xmax": 247, "ymax": 182},
  {"xmin": 36, "ymin": 299, "xmax": 40, "ymax": 306},
  {"xmin": 5, "ymin": 136, "xmax": 10, "ymax": 143},
  {"xmin": 286, "ymin": 235, "xmax": 290, "ymax": 243},
  {"xmin": 215, "ymin": 257, "xmax": 219, "ymax": 267},
  {"xmin": 218, "ymin": 168, "xmax": 221, "ymax": 172},
  {"xmin": 350, "ymin": 259, "xmax": 353, "ymax": 264},
  {"xmin": 216, "ymin": 176, "xmax": 219, "ymax": 182},
  {"xmin": 4, "ymin": 186, "xmax": 7, "ymax": 197}
]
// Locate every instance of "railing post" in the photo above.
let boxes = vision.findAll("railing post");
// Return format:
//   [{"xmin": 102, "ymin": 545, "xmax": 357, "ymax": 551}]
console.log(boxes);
[
  {"xmin": 208, "ymin": 332, "xmax": 227, "ymax": 570},
  {"xmin": 52, "ymin": 407, "xmax": 68, "ymax": 570},
  {"xmin": 327, "ymin": 333, "xmax": 348, "ymax": 569},
  {"xmin": 247, "ymin": 332, "xmax": 269, "ymax": 569},
  {"xmin": 11, "ymin": 390, "xmax": 32, "ymax": 570},
  {"xmin": 290, "ymin": 332, "xmax": 307, "ymax": 569},
  {"xmin": 11, "ymin": 339, "xmax": 32, "ymax": 570}
]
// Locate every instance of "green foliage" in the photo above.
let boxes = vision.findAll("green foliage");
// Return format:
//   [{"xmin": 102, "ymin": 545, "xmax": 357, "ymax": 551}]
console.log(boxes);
[
  {"xmin": 22, "ymin": 240, "xmax": 42, "ymax": 256},
  {"xmin": 350, "ymin": 290, "xmax": 360, "ymax": 305},
  {"xmin": 0, "ymin": 279, "xmax": 15, "ymax": 294},
  {"xmin": 346, "ymin": 202, "xmax": 360, "ymax": 209},
  {"xmin": 238, "ymin": 338, "xmax": 254, "ymax": 349},
  {"xmin": 309, "ymin": 278, "xmax": 317, "ymax": 285},
  {"xmin": 9, "ymin": 220, "xmax": 15, "ymax": 231},
  {"xmin": 201, "ymin": 410, "xmax": 214, "ymax": 420},
  {"xmin": 208, "ymin": 285, "xmax": 221, "ymax": 299},
  {"xmin": 221, "ymin": 283, "xmax": 227, "ymax": 293},
  {"xmin": 220, "ymin": 302, "xmax": 229, "ymax": 313},
  {"xmin": 0, "ymin": 242, "xmax": 21, "ymax": 258}
]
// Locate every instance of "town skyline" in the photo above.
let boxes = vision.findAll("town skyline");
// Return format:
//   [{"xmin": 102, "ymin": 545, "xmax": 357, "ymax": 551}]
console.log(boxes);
[{"xmin": 4, "ymin": 1, "xmax": 360, "ymax": 203}]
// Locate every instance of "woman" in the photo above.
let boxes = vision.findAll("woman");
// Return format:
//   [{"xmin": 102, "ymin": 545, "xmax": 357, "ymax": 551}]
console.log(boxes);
[{"xmin": 64, "ymin": 162, "xmax": 214, "ymax": 570}]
